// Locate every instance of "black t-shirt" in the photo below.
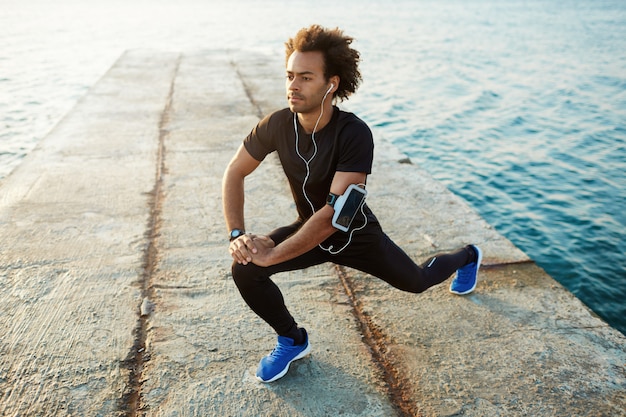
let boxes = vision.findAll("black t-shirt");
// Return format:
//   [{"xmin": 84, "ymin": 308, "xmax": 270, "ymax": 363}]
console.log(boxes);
[{"xmin": 244, "ymin": 107, "xmax": 375, "ymax": 222}]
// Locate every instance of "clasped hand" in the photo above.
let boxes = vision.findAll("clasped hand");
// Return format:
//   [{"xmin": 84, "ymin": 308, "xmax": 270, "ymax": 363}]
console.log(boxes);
[{"xmin": 229, "ymin": 233, "xmax": 275, "ymax": 267}]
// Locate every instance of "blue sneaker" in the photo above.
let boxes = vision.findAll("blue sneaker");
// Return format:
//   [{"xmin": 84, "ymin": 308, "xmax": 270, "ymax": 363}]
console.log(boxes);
[
  {"xmin": 450, "ymin": 245, "xmax": 483, "ymax": 295},
  {"xmin": 256, "ymin": 330, "xmax": 311, "ymax": 383}
]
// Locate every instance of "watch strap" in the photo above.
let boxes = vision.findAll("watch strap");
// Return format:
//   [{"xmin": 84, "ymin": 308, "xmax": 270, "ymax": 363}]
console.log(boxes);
[{"xmin": 326, "ymin": 192, "xmax": 339, "ymax": 207}]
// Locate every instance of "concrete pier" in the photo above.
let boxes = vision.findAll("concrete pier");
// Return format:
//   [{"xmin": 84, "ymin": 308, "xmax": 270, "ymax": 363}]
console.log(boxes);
[{"xmin": 1, "ymin": 50, "xmax": 624, "ymax": 417}]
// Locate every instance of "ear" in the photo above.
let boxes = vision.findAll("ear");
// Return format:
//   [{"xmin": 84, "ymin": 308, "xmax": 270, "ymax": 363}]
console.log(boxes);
[{"xmin": 329, "ymin": 76, "xmax": 340, "ymax": 93}]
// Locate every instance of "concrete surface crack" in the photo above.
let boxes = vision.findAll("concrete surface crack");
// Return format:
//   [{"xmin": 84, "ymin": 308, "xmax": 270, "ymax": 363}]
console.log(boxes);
[
  {"xmin": 335, "ymin": 265, "xmax": 422, "ymax": 417},
  {"xmin": 120, "ymin": 54, "xmax": 182, "ymax": 417},
  {"xmin": 232, "ymin": 60, "xmax": 264, "ymax": 119}
]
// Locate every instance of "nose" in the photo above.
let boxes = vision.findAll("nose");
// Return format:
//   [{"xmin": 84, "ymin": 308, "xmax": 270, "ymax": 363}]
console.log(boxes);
[{"xmin": 287, "ymin": 77, "xmax": 299, "ymax": 92}]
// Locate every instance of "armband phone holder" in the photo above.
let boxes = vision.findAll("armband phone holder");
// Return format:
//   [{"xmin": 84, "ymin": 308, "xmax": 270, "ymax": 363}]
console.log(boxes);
[{"xmin": 331, "ymin": 184, "xmax": 367, "ymax": 232}]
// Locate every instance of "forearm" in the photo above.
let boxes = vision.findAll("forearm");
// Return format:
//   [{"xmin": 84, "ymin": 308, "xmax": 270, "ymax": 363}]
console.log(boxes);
[
  {"xmin": 260, "ymin": 205, "xmax": 337, "ymax": 266},
  {"xmin": 222, "ymin": 144, "xmax": 262, "ymax": 233},
  {"xmin": 222, "ymin": 166, "xmax": 246, "ymax": 231}
]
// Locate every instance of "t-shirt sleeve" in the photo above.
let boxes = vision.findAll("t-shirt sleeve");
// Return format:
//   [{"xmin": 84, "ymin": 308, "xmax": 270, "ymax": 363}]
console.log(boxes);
[
  {"xmin": 336, "ymin": 118, "xmax": 374, "ymax": 174},
  {"xmin": 243, "ymin": 113, "xmax": 276, "ymax": 162}
]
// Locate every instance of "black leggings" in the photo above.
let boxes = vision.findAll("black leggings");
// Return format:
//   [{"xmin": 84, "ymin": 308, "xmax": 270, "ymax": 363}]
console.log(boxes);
[{"xmin": 232, "ymin": 221, "xmax": 473, "ymax": 337}]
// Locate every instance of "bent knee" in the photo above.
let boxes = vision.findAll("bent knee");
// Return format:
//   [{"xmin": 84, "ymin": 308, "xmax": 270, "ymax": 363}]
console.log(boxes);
[
  {"xmin": 231, "ymin": 261, "xmax": 248, "ymax": 283},
  {"xmin": 231, "ymin": 261, "xmax": 267, "ymax": 287}
]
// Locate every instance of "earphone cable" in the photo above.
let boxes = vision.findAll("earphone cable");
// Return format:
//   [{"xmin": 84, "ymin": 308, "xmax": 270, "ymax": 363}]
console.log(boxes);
[{"xmin": 293, "ymin": 87, "xmax": 367, "ymax": 255}]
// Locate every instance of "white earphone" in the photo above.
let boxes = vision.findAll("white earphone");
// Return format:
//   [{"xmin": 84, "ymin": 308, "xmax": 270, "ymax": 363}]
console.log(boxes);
[{"xmin": 292, "ymin": 80, "xmax": 368, "ymax": 255}]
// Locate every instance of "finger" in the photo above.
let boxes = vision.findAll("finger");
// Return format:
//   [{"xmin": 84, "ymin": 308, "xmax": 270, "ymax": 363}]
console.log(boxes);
[
  {"xmin": 229, "ymin": 246, "xmax": 243, "ymax": 264},
  {"xmin": 230, "ymin": 240, "xmax": 252, "ymax": 264},
  {"xmin": 240, "ymin": 234, "xmax": 258, "ymax": 254}
]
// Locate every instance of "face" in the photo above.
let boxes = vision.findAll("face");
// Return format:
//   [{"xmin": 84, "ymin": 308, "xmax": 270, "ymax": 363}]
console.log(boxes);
[{"xmin": 285, "ymin": 50, "xmax": 331, "ymax": 114}]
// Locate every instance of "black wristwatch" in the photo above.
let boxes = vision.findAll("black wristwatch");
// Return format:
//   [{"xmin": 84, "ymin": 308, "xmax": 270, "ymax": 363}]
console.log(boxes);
[
  {"xmin": 326, "ymin": 192, "xmax": 339, "ymax": 207},
  {"xmin": 229, "ymin": 229, "xmax": 245, "ymax": 241}
]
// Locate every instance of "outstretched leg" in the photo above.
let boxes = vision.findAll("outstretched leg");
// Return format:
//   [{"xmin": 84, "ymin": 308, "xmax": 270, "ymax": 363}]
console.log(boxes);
[{"xmin": 336, "ymin": 224, "xmax": 477, "ymax": 293}]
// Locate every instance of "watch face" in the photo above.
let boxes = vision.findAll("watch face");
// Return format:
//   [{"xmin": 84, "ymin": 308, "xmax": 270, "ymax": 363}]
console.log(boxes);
[{"xmin": 230, "ymin": 229, "xmax": 244, "ymax": 240}]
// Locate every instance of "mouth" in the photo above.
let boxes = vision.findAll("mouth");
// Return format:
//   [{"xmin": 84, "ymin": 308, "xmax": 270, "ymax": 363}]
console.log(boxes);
[{"xmin": 288, "ymin": 94, "xmax": 304, "ymax": 103}]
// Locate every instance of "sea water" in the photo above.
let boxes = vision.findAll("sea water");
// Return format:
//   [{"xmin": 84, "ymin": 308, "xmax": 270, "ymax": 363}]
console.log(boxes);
[{"xmin": 1, "ymin": 0, "xmax": 625, "ymax": 335}]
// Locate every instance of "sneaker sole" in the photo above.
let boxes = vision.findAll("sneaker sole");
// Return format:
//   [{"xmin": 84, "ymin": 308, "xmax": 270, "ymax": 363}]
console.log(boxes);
[
  {"xmin": 449, "ymin": 245, "xmax": 483, "ymax": 295},
  {"xmin": 256, "ymin": 342, "xmax": 311, "ymax": 383}
]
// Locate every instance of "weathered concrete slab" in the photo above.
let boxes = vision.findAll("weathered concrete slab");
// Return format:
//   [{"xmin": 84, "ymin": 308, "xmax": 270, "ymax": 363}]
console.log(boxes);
[
  {"xmin": 340, "ymin": 263, "xmax": 626, "ymax": 416},
  {"xmin": 138, "ymin": 52, "xmax": 396, "ymax": 416},
  {"xmin": 0, "ymin": 49, "xmax": 624, "ymax": 417},
  {"xmin": 0, "ymin": 51, "xmax": 180, "ymax": 416}
]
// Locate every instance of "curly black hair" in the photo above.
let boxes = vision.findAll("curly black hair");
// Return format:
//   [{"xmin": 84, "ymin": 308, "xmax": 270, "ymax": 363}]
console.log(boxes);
[{"xmin": 285, "ymin": 25, "xmax": 362, "ymax": 101}]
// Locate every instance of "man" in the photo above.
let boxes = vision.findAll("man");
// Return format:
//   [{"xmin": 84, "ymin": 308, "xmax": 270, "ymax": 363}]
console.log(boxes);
[{"xmin": 222, "ymin": 25, "xmax": 482, "ymax": 383}]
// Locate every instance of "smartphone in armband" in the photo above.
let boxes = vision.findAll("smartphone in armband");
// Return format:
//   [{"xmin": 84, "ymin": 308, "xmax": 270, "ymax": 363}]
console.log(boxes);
[{"xmin": 331, "ymin": 184, "xmax": 367, "ymax": 232}]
